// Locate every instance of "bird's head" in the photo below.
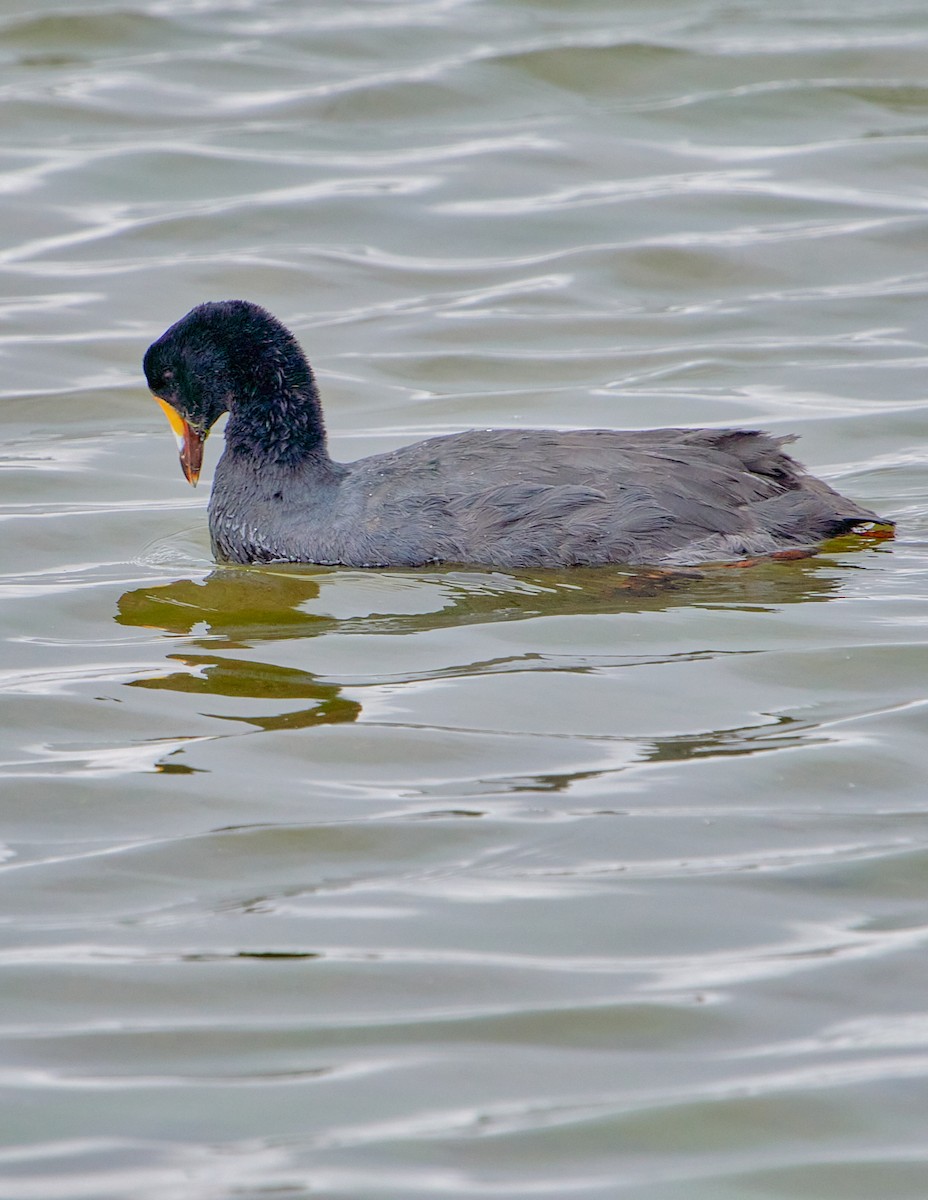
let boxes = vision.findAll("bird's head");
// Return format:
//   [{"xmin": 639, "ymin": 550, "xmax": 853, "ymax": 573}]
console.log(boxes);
[{"xmin": 144, "ymin": 300, "xmax": 274, "ymax": 486}]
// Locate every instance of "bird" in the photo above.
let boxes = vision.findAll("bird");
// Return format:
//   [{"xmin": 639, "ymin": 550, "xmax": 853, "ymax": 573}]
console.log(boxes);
[{"xmin": 143, "ymin": 300, "xmax": 888, "ymax": 569}]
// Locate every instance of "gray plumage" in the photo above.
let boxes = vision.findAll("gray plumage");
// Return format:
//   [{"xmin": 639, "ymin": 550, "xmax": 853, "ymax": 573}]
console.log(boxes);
[{"xmin": 143, "ymin": 301, "xmax": 885, "ymax": 569}]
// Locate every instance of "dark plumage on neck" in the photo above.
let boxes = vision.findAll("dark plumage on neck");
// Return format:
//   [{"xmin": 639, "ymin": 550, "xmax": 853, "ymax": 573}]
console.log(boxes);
[{"xmin": 214, "ymin": 302, "xmax": 328, "ymax": 467}]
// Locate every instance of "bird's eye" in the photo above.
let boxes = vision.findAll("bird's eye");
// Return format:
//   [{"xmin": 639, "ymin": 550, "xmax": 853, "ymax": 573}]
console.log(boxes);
[{"xmin": 162, "ymin": 368, "xmax": 174, "ymax": 382}]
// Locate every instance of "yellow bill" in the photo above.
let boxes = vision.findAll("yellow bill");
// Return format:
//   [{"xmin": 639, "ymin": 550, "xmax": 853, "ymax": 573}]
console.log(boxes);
[{"xmin": 154, "ymin": 395, "xmax": 204, "ymax": 487}]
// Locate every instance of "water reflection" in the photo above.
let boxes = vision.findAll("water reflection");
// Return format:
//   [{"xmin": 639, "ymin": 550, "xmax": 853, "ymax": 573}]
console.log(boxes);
[
  {"xmin": 128, "ymin": 653, "xmax": 362, "ymax": 731},
  {"xmin": 113, "ymin": 553, "xmax": 870, "ymax": 751},
  {"xmin": 645, "ymin": 713, "xmax": 819, "ymax": 764},
  {"xmin": 116, "ymin": 568, "xmax": 334, "ymax": 648},
  {"xmin": 383, "ymin": 713, "xmax": 824, "ymax": 806},
  {"xmin": 116, "ymin": 553, "xmax": 864, "ymax": 646}
]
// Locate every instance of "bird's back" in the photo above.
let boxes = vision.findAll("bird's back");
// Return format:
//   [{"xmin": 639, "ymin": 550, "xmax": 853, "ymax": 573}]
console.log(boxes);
[{"xmin": 209, "ymin": 426, "xmax": 878, "ymax": 568}]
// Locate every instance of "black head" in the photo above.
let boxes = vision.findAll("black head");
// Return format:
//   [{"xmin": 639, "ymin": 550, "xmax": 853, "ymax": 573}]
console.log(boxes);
[
  {"xmin": 144, "ymin": 300, "xmax": 326, "ymax": 485},
  {"xmin": 144, "ymin": 300, "xmax": 285, "ymax": 431}
]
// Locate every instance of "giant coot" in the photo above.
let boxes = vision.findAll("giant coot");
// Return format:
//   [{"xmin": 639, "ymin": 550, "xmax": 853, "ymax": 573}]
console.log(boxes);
[{"xmin": 144, "ymin": 300, "xmax": 886, "ymax": 568}]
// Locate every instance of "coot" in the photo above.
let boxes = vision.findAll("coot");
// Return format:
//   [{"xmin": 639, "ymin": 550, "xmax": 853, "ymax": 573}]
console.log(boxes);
[{"xmin": 144, "ymin": 300, "xmax": 886, "ymax": 568}]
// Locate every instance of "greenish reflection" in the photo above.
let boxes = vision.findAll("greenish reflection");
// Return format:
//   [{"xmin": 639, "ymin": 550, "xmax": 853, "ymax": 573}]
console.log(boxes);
[
  {"xmin": 116, "ymin": 567, "xmax": 333, "ymax": 648},
  {"xmin": 128, "ymin": 653, "xmax": 362, "ymax": 731},
  {"xmin": 398, "ymin": 714, "xmax": 820, "ymax": 802},
  {"xmin": 116, "ymin": 552, "xmax": 865, "ymax": 648},
  {"xmin": 643, "ymin": 713, "xmax": 819, "ymax": 764},
  {"xmin": 114, "ymin": 546, "xmax": 878, "ymax": 759},
  {"xmin": 116, "ymin": 571, "xmax": 360, "ymax": 736}
]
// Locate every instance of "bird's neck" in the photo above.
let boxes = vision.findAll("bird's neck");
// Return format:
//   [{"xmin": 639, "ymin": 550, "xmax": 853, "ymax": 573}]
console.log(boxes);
[{"xmin": 224, "ymin": 356, "xmax": 331, "ymax": 468}]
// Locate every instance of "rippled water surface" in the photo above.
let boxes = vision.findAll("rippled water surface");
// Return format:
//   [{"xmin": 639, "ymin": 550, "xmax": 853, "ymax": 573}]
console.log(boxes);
[{"xmin": 2, "ymin": 1, "xmax": 927, "ymax": 1196}]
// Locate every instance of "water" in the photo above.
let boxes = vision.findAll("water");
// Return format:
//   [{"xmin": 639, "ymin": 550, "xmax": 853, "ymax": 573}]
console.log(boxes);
[{"xmin": 1, "ymin": 1, "xmax": 927, "ymax": 1196}]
